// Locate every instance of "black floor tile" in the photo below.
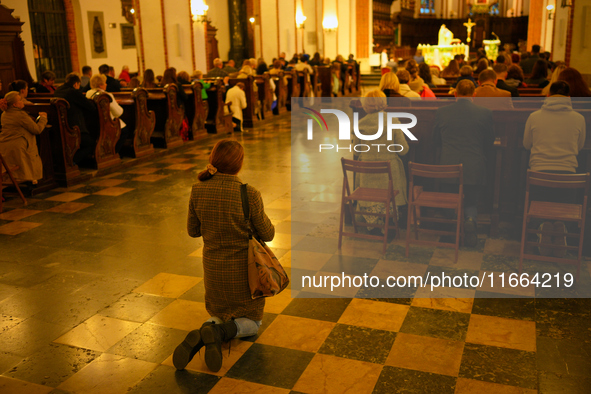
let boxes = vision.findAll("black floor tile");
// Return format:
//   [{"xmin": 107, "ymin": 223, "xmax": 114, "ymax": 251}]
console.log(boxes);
[
  {"xmin": 282, "ymin": 297, "xmax": 351, "ymax": 322},
  {"xmin": 318, "ymin": 324, "xmax": 396, "ymax": 364},
  {"xmin": 536, "ymin": 336, "xmax": 591, "ymax": 377},
  {"xmin": 538, "ymin": 371, "xmax": 591, "ymax": 394},
  {"xmin": 178, "ymin": 281, "xmax": 205, "ymax": 303},
  {"xmin": 4, "ymin": 343, "xmax": 99, "ymax": 387},
  {"xmin": 128, "ymin": 365, "xmax": 221, "ymax": 393},
  {"xmin": 535, "ymin": 309, "xmax": 591, "ymax": 342},
  {"xmin": 459, "ymin": 343, "xmax": 537, "ymax": 390},
  {"xmin": 21, "ymin": 200, "xmax": 64, "ymax": 211},
  {"xmin": 373, "ymin": 366, "xmax": 456, "ymax": 394},
  {"xmin": 226, "ymin": 343, "xmax": 314, "ymax": 389},
  {"xmin": 472, "ymin": 292, "xmax": 535, "ymax": 321},
  {"xmin": 423, "ymin": 266, "xmax": 480, "ymax": 289},
  {"xmin": 399, "ymin": 307, "xmax": 470, "ymax": 341},
  {"xmin": 384, "ymin": 245, "xmax": 434, "ymax": 264},
  {"xmin": 356, "ymin": 285, "xmax": 417, "ymax": 304}
]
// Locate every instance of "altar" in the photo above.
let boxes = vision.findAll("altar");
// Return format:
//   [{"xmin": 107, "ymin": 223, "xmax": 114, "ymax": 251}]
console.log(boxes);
[{"xmin": 416, "ymin": 24, "xmax": 468, "ymax": 68}]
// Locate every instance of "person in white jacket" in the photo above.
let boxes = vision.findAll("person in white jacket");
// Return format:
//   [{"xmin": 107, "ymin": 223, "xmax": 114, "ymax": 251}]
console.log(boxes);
[
  {"xmin": 226, "ymin": 82, "xmax": 247, "ymax": 132},
  {"xmin": 86, "ymin": 74, "xmax": 129, "ymax": 154}
]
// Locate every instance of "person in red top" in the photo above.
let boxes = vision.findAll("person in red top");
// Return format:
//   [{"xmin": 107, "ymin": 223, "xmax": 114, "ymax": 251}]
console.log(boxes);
[{"xmin": 118, "ymin": 65, "xmax": 131, "ymax": 83}]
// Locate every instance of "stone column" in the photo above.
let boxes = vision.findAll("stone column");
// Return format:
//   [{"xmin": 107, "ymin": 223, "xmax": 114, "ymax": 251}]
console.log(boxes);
[{"xmin": 228, "ymin": 0, "xmax": 248, "ymax": 64}]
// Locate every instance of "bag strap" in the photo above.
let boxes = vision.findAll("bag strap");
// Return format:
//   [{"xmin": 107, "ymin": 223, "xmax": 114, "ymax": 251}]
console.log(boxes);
[{"xmin": 240, "ymin": 184, "xmax": 253, "ymax": 239}]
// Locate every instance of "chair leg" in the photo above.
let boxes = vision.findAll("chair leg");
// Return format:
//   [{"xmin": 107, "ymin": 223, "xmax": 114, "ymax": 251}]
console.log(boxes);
[
  {"xmin": 454, "ymin": 205, "xmax": 461, "ymax": 263},
  {"xmin": 405, "ymin": 204, "xmax": 412, "ymax": 257},
  {"xmin": 0, "ymin": 156, "xmax": 26, "ymax": 206},
  {"xmin": 518, "ymin": 215, "xmax": 528, "ymax": 275},
  {"xmin": 413, "ymin": 206, "xmax": 419, "ymax": 240},
  {"xmin": 338, "ymin": 199, "xmax": 345, "ymax": 249},
  {"xmin": 383, "ymin": 201, "xmax": 390, "ymax": 256},
  {"xmin": 391, "ymin": 201, "xmax": 399, "ymax": 239}
]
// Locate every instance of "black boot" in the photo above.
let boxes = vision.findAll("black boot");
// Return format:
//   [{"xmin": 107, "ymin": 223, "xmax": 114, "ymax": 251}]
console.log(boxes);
[
  {"xmin": 172, "ymin": 321, "xmax": 213, "ymax": 370},
  {"xmin": 200, "ymin": 320, "xmax": 238, "ymax": 372}
]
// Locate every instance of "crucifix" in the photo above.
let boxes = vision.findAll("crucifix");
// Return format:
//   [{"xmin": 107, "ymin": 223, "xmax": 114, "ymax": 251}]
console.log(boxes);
[{"xmin": 463, "ymin": 18, "xmax": 476, "ymax": 46}]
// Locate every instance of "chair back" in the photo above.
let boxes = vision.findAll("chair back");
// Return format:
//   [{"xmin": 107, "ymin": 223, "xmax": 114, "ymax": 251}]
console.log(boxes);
[
  {"xmin": 408, "ymin": 162, "xmax": 463, "ymax": 181},
  {"xmin": 526, "ymin": 170, "xmax": 590, "ymax": 191},
  {"xmin": 341, "ymin": 157, "xmax": 393, "ymax": 177}
]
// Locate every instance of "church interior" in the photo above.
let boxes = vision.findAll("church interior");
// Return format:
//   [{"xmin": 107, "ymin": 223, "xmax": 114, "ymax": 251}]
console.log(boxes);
[{"xmin": 1, "ymin": 0, "xmax": 591, "ymax": 392}]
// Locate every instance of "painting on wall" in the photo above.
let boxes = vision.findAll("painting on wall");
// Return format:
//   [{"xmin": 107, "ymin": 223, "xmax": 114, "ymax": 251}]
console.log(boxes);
[
  {"xmin": 121, "ymin": 24, "xmax": 136, "ymax": 49},
  {"xmin": 88, "ymin": 11, "xmax": 108, "ymax": 58}
]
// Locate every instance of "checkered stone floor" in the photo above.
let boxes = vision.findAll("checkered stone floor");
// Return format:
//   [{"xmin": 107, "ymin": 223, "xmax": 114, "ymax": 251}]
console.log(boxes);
[{"xmin": 1, "ymin": 114, "xmax": 590, "ymax": 393}]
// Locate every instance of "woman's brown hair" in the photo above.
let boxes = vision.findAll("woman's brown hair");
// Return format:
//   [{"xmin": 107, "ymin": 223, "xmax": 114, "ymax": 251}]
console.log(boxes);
[
  {"xmin": 161, "ymin": 67, "xmax": 178, "ymax": 87},
  {"xmin": 142, "ymin": 69, "xmax": 157, "ymax": 88},
  {"xmin": 558, "ymin": 67, "xmax": 591, "ymax": 97},
  {"xmin": 198, "ymin": 139, "xmax": 244, "ymax": 181}
]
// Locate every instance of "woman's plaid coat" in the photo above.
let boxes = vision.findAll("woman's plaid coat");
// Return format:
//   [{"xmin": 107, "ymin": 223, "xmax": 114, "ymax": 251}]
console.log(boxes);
[{"xmin": 188, "ymin": 173, "xmax": 275, "ymax": 321}]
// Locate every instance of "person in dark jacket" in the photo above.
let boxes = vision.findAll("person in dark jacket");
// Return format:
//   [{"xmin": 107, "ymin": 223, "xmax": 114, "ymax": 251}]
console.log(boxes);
[
  {"xmin": 432, "ymin": 80, "xmax": 495, "ymax": 246},
  {"xmin": 98, "ymin": 64, "xmax": 121, "ymax": 92},
  {"xmin": 493, "ymin": 63, "xmax": 519, "ymax": 97},
  {"xmin": 54, "ymin": 73, "xmax": 98, "ymax": 165}
]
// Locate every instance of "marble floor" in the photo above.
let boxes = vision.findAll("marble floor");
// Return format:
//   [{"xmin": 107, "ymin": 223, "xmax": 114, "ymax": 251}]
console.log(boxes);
[{"xmin": 0, "ymin": 113, "xmax": 590, "ymax": 393}]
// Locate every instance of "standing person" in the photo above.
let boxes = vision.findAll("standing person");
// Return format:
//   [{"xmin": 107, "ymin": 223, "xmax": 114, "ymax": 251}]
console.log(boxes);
[
  {"xmin": 54, "ymin": 73, "xmax": 97, "ymax": 164},
  {"xmin": 432, "ymin": 80, "xmax": 495, "ymax": 246},
  {"xmin": 0, "ymin": 92, "xmax": 48, "ymax": 184},
  {"xmin": 520, "ymin": 44, "xmax": 541, "ymax": 74},
  {"xmin": 173, "ymin": 139, "xmax": 274, "ymax": 372},
  {"xmin": 226, "ymin": 82, "xmax": 247, "ymax": 132}
]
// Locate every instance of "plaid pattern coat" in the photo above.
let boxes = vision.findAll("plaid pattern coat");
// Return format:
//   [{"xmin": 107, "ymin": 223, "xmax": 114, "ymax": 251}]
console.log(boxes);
[{"xmin": 188, "ymin": 173, "xmax": 274, "ymax": 321}]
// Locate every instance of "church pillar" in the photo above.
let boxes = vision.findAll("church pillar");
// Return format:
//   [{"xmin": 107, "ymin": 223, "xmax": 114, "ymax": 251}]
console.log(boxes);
[
  {"xmin": 356, "ymin": 0, "xmax": 369, "ymax": 58},
  {"xmin": 526, "ymin": 0, "xmax": 543, "ymax": 50},
  {"xmin": 228, "ymin": 0, "xmax": 248, "ymax": 65}
]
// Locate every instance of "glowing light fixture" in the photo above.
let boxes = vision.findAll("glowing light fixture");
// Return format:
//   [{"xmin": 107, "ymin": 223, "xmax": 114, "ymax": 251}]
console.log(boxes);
[
  {"xmin": 546, "ymin": 4, "xmax": 555, "ymax": 10},
  {"xmin": 130, "ymin": 8, "xmax": 135, "ymax": 14},
  {"xmin": 296, "ymin": 11, "xmax": 307, "ymax": 29},
  {"xmin": 323, "ymin": 15, "xmax": 338, "ymax": 32},
  {"xmin": 249, "ymin": 17, "xmax": 255, "ymax": 23},
  {"xmin": 191, "ymin": 0, "xmax": 209, "ymax": 23}
]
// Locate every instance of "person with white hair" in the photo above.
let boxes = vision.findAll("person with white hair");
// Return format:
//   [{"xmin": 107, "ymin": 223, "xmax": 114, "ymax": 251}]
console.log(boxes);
[
  {"xmin": 207, "ymin": 58, "xmax": 229, "ymax": 78},
  {"xmin": 118, "ymin": 65, "xmax": 131, "ymax": 83}
]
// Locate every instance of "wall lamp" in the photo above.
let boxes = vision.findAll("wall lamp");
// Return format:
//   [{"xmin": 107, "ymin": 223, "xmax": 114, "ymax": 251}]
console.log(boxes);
[
  {"xmin": 323, "ymin": 15, "xmax": 338, "ymax": 32},
  {"xmin": 191, "ymin": 0, "xmax": 209, "ymax": 23},
  {"xmin": 296, "ymin": 11, "xmax": 307, "ymax": 29}
]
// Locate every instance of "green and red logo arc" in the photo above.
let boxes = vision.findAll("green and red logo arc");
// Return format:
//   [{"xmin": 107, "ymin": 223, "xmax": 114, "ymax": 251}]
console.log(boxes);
[{"xmin": 302, "ymin": 107, "xmax": 328, "ymax": 133}]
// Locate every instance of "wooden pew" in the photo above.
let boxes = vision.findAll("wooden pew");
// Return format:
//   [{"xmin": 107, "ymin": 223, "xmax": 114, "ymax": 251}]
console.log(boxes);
[
  {"xmin": 295, "ymin": 69, "xmax": 312, "ymax": 98},
  {"xmin": 227, "ymin": 75, "xmax": 259, "ymax": 128},
  {"xmin": 143, "ymin": 84, "xmax": 184, "ymax": 148},
  {"xmin": 310, "ymin": 69, "xmax": 322, "ymax": 99},
  {"xmin": 284, "ymin": 69, "xmax": 299, "ymax": 111},
  {"xmin": 202, "ymin": 78, "xmax": 233, "ymax": 134},
  {"xmin": 269, "ymin": 71, "xmax": 287, "ymax": 113},
  {"xmin": 315, "ymin": 66, "xmax": 334, "ymax": 98},
  {"xmin": 24, "ymin": 98, "xmax": 85, "ymax": 187},
  {"xmin": 189, "ymin": 81, "xmax": 208, "ymax": 139},
  {"xmin": 255, "ymin": 73, "xmax": 273, "ymax": 119},
  {"xmin": 112, "ymin": 88, "xmax": 156, "ymax": 158},
  {"xmin": 91, "ymin": 92, "xmax": 121, "ymax": 169}
]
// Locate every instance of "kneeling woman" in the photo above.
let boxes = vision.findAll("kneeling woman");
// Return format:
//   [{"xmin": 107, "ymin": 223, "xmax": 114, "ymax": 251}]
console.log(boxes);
[
  {"xmin": 0, "ymin": 92, "xmax": 48, "ymax": 184},
  {"xmin": 174, "ymin": 139, "xmax": 274, "ymax": 372}
]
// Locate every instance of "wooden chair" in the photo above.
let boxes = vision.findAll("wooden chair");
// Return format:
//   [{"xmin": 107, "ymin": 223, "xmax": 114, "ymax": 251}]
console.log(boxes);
[
  {"xmin": 338, "ymin": 158, "xmax": 400, "ymax": 255},
  {"xmin": 519, "ymin": 170, "xmax": 590, "ymax": 279},
  {"xmin": 0, "ymin": 153, "xmax": 27, "ymax": 213},
  {"xmin": 406, "ymin": 162, "xmax": 463, "ymax": 263}
]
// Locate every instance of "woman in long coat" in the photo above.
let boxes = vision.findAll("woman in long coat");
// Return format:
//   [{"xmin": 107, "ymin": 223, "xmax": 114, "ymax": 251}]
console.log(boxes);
[
  {"xmin": 173, "ymin": 139, "xmax": 274, "ymax": 372},
  {"xmin": 0, "ymin": 92, "xmax": 48, "ymax": 183},
  {"xmin": 355, "ymin": 90, "xmax": 409, "ymax": 233}
]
